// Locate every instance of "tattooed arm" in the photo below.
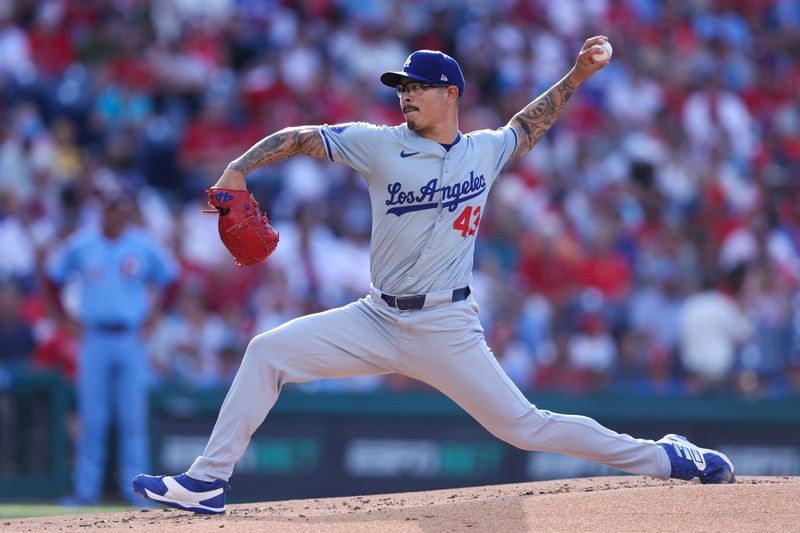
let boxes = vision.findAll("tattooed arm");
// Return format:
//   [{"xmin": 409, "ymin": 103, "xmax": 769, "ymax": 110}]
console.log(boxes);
[
  {"xmin": 508, "ymin": 36, "xmax": 611, "ymax": 160},
  {"xmin": 508, "ymin": 74, "xmax": 578, "ymax": 160},
  {"xmin": 213, "ymin": 126, "xmax": 325, "ymax": 190}
]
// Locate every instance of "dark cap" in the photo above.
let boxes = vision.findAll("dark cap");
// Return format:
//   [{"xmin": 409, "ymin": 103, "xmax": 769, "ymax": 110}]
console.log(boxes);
[{"xmin": 380, "ymin": 50, "xmax": 465, "ymax": 96}]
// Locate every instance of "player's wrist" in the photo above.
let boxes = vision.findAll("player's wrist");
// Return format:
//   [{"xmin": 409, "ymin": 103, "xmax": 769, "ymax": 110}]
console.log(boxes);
[
  {"xmin": 214, "ymin": 166, "xmax": 247, "ymax": 191},
  {"xmin": 565, "ymin": 67, "xmax": 587, "ymax": 87}
]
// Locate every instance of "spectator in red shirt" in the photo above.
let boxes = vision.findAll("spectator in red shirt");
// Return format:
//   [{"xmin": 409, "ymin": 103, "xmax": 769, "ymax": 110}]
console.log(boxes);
[{"xmin": 27, "ymin": 2, "xmax": 74, "ymax": 78}]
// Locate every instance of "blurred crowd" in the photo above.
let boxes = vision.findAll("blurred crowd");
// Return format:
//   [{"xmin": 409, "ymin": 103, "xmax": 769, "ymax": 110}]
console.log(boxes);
[{"xmin": 1, "ymin": 0, "xmax": 799, "ymax": 397}]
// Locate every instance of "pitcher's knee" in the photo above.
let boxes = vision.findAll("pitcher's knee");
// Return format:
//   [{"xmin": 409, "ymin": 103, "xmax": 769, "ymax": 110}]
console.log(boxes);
[
  {"xmin": 490, "ymin": 406, "xmax": 551, "ymax": 451},
  {"xmin": 242, "ymin": 333, "xmax": 283, "ymax": 373}
]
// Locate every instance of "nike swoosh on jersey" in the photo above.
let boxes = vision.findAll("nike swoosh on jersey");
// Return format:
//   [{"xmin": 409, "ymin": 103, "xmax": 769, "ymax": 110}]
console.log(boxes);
[{"xmin": 400, "ymin": 150, "xmax": 420, "ymax": 158}]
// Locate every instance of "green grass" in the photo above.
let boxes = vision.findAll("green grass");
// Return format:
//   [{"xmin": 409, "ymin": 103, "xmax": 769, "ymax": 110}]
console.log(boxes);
[{"xmin": 0, "ymin": 504, "xmax": 131, "ymax": 519}]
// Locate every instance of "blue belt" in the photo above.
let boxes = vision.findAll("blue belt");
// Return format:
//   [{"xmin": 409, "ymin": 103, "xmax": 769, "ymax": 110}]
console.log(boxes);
[
  {"xmin": 92, "ymin": 322, "xmax": 133, "ymax": 333},
  {"xmin": 381, "ymin": 286, "xmax": 471, "ymax": 311}
]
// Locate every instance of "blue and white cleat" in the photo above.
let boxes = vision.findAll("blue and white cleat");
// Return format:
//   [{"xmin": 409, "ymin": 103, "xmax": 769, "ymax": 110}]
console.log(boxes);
[
  {"xmin": 132, "ymin": 473, "xmax": 228, "ymax": 514},
  {"xmin": 658, "ymin": 434, "xmax": 735, "ymax": 484}
]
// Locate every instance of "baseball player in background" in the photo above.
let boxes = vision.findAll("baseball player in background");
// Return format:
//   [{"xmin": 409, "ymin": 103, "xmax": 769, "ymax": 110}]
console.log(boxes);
[
  {"xmin": 134, "ymin": 36, "xmax": 735, "ymax": 514},
  {"xmin": 47, "ymin": 178, "xmax": 178, "ymax": 506}
]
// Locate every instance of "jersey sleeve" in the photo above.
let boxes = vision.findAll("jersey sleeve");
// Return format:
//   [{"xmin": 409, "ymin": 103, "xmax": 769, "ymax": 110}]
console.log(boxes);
[
  {"xmin": 146, "ymin": 238, "xmax": 179, "ymax": 287},
  {"xmin": 46, "ymin": 234, "xmax": 81, "ymax": 284},
  {"xmin": 484, "ymin": 125, "xmax": 518, "ymax": 182},
  {"xmin": 319, "ymin": 122, "xmax": 385, "ymax": 177}
]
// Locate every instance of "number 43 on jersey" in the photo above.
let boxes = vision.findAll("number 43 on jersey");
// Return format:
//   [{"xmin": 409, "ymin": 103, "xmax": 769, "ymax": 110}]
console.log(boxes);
[{"xmin": 453, "ymin": 205, "xmax": 481, "ymax": 237}]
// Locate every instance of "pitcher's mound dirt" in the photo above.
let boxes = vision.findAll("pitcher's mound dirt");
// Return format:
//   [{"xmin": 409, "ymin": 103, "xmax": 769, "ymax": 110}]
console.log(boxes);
[{"xmin": 6, "ymin": 476, "xmax": 799, "ymax": 532}]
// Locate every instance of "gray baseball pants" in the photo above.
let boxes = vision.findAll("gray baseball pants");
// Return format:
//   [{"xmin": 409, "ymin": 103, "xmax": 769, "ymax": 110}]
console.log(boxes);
[{"xmin": 188, "ymin": 288, "xmax": 671, "ymax": 482}]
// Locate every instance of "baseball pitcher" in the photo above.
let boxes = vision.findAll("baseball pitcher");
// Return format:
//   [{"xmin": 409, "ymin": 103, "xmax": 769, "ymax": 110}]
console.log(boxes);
[{"xmin": 134, "ymin": 36, "xmax": 734, "ymax": 514}]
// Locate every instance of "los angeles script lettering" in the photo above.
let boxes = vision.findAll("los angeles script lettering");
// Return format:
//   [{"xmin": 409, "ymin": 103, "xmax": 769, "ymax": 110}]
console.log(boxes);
[{"xmin": 385, "ymin": 171, "xmax": 486, "ymax": 215}]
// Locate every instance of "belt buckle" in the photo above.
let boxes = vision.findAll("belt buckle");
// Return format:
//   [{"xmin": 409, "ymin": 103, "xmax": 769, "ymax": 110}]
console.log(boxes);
[{"xmin": 396, "ymin": 295, "xmax": 425, "ymax": 311}]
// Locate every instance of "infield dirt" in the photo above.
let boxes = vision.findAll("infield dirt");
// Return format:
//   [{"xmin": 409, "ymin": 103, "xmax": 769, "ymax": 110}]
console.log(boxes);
[{"xmin": 3, "ymin": 476, "xmax": 798, "ymax": 532}]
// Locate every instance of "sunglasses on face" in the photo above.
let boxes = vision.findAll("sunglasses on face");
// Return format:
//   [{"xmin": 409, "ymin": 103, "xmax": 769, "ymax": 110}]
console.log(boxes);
[{"xmin": 396, "ymin": 82, "xmax": 450, "ymax": 96}]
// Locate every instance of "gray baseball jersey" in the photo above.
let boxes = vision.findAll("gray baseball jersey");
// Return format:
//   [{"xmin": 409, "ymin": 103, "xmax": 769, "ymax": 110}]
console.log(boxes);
[
  {"xmin": 319, "ymin": 122, "xmax": 515, "ymax": 295},
  {"xmin": 187, "ymin": 122, "xmax": 671, "ymax": 485}
]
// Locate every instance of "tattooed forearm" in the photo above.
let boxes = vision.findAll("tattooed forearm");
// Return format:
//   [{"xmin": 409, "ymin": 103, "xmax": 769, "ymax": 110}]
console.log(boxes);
[
  {"xmin": 508, "ymin": 74, "xmax": 578, "ymax": 159},
  {"xmin": 229, "ymin": 126, "xmax": 326, "ymax": 174}
]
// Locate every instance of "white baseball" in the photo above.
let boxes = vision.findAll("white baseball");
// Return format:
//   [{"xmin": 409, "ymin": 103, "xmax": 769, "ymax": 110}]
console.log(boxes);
[{"xmin": 591, "ymin": 41, "xmax": 613, "ymax": 62}]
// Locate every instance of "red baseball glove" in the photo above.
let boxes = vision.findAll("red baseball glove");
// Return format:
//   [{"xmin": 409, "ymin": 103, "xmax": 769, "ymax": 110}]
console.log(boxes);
[{"xmin": 204, "ymin": 188, "xmax": 279, "ymax": 266}]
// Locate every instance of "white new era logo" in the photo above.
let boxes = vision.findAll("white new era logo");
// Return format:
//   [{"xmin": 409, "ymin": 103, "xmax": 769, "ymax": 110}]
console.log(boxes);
[{"xmin": 440, "ymin": 74, "xmax": 448, "ymax": 81}]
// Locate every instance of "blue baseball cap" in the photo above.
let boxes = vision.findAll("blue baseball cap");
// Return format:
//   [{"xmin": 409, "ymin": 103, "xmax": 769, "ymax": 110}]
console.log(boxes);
[{"xmin": 380, "ymin": 50, "xmax": 465, "ymax": 96}]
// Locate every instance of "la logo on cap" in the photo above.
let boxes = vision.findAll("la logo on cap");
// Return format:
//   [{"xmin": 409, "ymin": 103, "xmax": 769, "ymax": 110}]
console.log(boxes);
[{"xmin": 380, "ymin": 49, "xmax": 466, "ymax": 96}]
